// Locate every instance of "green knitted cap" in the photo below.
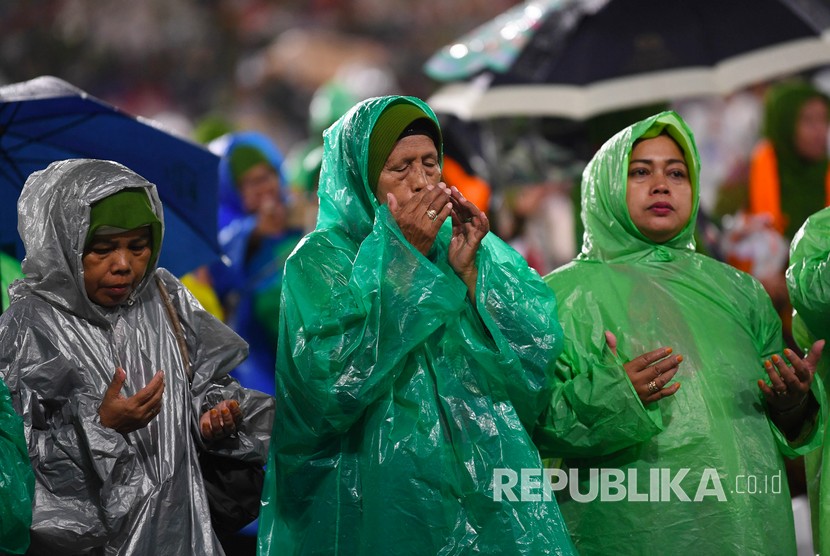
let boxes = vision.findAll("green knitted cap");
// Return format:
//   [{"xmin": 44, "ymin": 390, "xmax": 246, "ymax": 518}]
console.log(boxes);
[
  {"xmin": 368, "ymin": 103, "xmax": 440, "ymax": 191},
  {"xmin": 229, "ymin": 145, "xmax": 272, "ymax": 186},
  {"xmin": 86, "ymin": 188, "xmax": 162, "ymax": 266}
]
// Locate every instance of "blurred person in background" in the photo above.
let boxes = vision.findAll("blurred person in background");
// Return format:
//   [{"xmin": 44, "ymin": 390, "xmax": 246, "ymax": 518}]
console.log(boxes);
[
  {"xmin": 257, "ymin": 95, "xmax": 575, "ymax": 555},
  {"xmin": 0, "ymin": 159, "xmax": 273, "ymax": 554},
  {"xmin": 285, "ymin": 79, "xmax": 361, "ymax": 232},
  {"xmin": 534, "ymin": 111, "xmax": 824, "ymax": 555},
  {"xmin": 746, "ymin": 79, "xmax": 830, "ymax": 349},
  {"xmin": 209, "ymin": 132, "xmax": 305, "ymax": 396}
]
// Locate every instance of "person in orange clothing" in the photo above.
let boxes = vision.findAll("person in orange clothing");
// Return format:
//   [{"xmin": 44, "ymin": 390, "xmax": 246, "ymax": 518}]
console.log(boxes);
[
  {"xmin": 439, "ymin": 117, "xmax": 492, "ymax": 214},
  {"xmin": 749, "ymin": 80, "xmax": 830, "ymax": 239},
  {"xmin": 746, "ymin": 79, "xmax": 830, "ymax": 352},
  {"xmin": 441, "ymin": 154, "xmax": 491, "ymax": 213}
]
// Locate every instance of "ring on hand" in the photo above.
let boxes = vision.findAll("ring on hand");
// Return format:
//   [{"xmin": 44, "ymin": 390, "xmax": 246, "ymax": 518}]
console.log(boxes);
[
  {"xmin": 775, "ymin": 389, "xmax": 787, "ymax": 396},
  {"xmin": 463, "ymin": 217, "xmax": 473, "ymax": 223},
  {"xmin": 426, "ymin": 208, "xmax": 438, "ymax": 221},
  {"xmin": 647, "ymin": 380, "xmax": 659, "ymax": 394}
]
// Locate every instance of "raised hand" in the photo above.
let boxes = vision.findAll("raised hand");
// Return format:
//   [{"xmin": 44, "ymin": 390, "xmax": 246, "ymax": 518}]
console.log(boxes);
[
  {"xmin": 387, "ymin": 184, "xmax": 452, "ymax": 255},
  {"xmin": 200, "ymin": 399, "xmax": 244, "ymax": 442},
  {"xmin": 447, "ymin": 186, "xmax": 489, "ymax": 292},
  {"xmin": 98, "ymin": 367, "xmax": 165, "ymax": 434},
  {"xmin": 606, "ymin": 331, "xmax": 682, "ymax": 405},
  {"xmin": 758, "ymin": 340, "xmax": 824, "ymax": 412}
]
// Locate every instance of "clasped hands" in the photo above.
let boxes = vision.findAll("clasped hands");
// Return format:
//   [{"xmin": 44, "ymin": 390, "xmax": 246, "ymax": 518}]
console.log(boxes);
[
  {"xmin": 386, "ymin": 182, "xmax": 489, "ymax": 287},
  {"xmin": 98, "ymin": 367, "xmax": 243, "ymax": 441}
]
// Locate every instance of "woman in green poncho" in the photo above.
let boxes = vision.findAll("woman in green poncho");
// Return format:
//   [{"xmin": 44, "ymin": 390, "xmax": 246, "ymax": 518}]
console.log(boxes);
[
  {"xmin": 788, "ymin": 206, "xmax": 830, "ymax": 555},
  {"xmin": 256, "ymin": 95, "xmax": 576, "ymax": 555},
  {"xmin": 534, "ymin": 111, "xmax": 824, "ymax": 555}
]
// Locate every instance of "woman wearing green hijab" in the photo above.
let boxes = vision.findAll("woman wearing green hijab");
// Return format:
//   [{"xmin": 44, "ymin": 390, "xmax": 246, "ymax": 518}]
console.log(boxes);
[
  {"xmin": 749, "ymin": 80, "xmax": 830, "ymax": 240},
  {"xmin": 534, "ymin": 111, "xmax": 825, "ymax": 555},
  {"xmin": 256, "ymin": 95, "xmax": 575, "ymax": 555}
]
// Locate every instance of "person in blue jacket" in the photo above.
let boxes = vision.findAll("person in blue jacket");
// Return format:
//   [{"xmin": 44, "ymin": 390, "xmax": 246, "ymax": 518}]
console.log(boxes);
[{"xmin": 209, "ymin": 132, "xmax": 304, "ymax": 395}]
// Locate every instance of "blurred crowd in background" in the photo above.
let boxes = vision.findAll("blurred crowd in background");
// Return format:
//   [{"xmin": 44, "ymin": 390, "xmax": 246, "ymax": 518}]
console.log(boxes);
[
  {"xmin": 6, "ymin": 0, "xmax": 830, "ymax": 360},
  {"xmin": 4, "ymin": 1, "xmax": 829, "ymax": 280}
]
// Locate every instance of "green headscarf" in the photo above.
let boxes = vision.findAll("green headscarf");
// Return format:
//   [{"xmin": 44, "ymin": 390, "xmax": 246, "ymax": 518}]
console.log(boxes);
[
  {"xmin": 367, "ymin": 103, "xmax": 442, "ymax": 191},
  {"xmin": 763, "ymin": 80, "xmax": 830, "ymax": 238},
  {"xmin": 86, "ymin": 188, "xmax": 162, "ymax": 267},
  {"xmin": 229, "ymin": 145, "xmax": 272, "ymax": 186}
]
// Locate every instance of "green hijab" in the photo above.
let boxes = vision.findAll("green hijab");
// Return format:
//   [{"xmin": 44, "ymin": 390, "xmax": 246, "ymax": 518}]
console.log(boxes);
[
  {"xmin": 86, "ymin": 188, "xmax": 163, "ymax": 267},
  {"xmin": 763, "ymin": 80, "xmax": 830, "ymax": 238}
]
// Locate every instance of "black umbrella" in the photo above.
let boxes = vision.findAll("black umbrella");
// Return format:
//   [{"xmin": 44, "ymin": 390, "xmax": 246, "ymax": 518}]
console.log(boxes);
[{"xmin": 426, "ymin": 0, "xmax": 830, "ymax": 120}]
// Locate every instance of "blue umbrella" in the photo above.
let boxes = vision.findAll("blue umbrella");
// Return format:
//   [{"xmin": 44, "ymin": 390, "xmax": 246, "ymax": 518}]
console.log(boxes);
[{"xmin": 0, "ymin": 75, "xmax": 220, "ymax": 276}]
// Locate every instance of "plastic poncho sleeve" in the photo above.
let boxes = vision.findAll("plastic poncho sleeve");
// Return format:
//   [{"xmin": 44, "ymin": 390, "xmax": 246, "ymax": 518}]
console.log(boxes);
[
  {"xmin": 156, "ymin": 269, "xmax": 273, "ymax": 461},
  {"xmin": 278, "ymin": 207, "xmax": 469, "ymax": 436},
  {"xmin": 473, "ymin": 233, "xmax": 562, "ymax": 429},
  {"xmin": 750, "ymin": 271, "xmax": 825, "ymax": 457},
  {"xmin": 0, "ymin": 377, "xmax": 33, "ymax": 555},
  {"xmin": 0, "ymin": 315, "xmax": 147, "ymax": 552},
  {"xmin": 788, "ymin": 207, "xmax": 830, "ymax": 337},
  {"xmin": 533, "ymin": 320, "xmax": 663, "ymax": 458}
]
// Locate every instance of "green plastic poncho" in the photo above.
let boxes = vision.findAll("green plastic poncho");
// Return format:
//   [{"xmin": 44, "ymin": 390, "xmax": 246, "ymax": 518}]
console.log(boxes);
[
  {"xmin": 0, "ymin": 251, "xmax": 23, "ymax": 312},
  {"xmin": 534, "ymin": 111, "xmax": 825, "ymax": 556},
  {"xmin": 257, "ymin": 95, "xmax": 576, "ymax": 555},
  {"xmin": 0, "ymin": 376, "xmax": 33, "ymax": 554},
  {"xmin": 787, "ymin": 206, "xmax": 830, "ymax": 556}
]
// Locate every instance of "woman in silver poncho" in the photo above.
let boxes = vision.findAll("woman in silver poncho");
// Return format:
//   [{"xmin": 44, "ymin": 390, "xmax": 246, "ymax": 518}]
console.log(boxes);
[{"xmin": 0, "ymin": 159, "xmax": 273, "ymax": 555}]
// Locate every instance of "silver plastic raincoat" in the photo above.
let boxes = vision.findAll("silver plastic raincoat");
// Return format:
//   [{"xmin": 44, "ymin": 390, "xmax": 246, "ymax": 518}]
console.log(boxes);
[
  {"xmin": 0, "ymin": 159, "xmax": 274, "ymax": 555},
  {"xmin": 534, "ymin": 112, "xmax": 824, "ymax": 555},
  {"xmin": 256, "ymin": 96, "xmax": 575, "ymax": 555}
]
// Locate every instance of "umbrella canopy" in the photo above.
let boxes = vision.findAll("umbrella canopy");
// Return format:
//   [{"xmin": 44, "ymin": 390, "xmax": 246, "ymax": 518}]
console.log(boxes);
[
  {"xmin": 0, "ymin": 76, "xmax": 220, "ymax": 276},
  {"xmin": 426, "ymin": 0, "xmax": 830, "ymax": 120}
]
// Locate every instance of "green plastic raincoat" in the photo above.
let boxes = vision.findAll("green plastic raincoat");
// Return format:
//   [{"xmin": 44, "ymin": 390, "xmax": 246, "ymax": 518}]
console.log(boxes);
[
  {"xmin": 787, "ymin": 206, "xmax": 830, "ymax": 556},
  {"xmin": 257, "ymin": 96, "xmax": 575, "ymax": 555},
  {"xmin": 0, "ymin": 376, "xmax": 33, "ymax": 554},
  {"xmin": 535, "ymin": 111, "xmax": 824, "ymax": 556}
]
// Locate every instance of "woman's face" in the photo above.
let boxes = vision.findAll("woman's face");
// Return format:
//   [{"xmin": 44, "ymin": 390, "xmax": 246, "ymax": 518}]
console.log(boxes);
[
  {"xmin": 238, "ymin": 162, "xmax": 283, "ymax": 214},
  {"xmin": 794, "ymin": 97, "xmax": 829, "ymax": 161},
  {"xmin": 83, "ymin": 227, "xmax": 152, "ymax": 306},
  {"xmin": 625, "ymin": 135, "xmax": 693, "ymax": 244},
  {"xmin": 374, "ymin": 134, "xmax": 441, "ymax": 204}
]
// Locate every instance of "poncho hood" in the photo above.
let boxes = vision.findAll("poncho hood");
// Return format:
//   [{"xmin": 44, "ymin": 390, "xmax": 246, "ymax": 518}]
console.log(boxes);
[
  {"xmin": 212, "ymin": 131, "xmax": 288, "ymax": 230},
  {"xmin": 579, "ymin": 110, "xmax": 700, "ymax": 262},
  {"xmin": 315, "ymin": 95, "xmax": 443, "ymax": 240},
  {"xmin": 12, "ymin": 158, "xmax": 164, "ymax": 325}
]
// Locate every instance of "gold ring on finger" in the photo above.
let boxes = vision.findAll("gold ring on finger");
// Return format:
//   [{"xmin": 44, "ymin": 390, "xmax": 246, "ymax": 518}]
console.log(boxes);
[
  {"xmin": 426, "ymin": 209, "xmax": 438, "ymax": 221},
  {"xmin": 647, "ymin": 380, "xmax": 659, "ymax": 394}
]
